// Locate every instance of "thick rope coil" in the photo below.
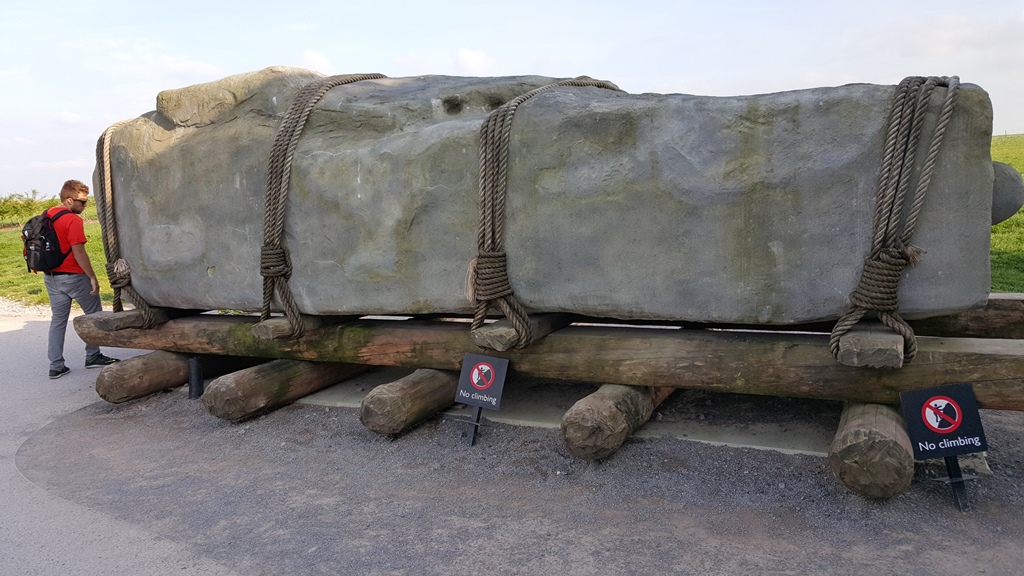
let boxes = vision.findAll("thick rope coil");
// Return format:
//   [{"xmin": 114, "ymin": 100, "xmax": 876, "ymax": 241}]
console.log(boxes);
[
  {"xmin": 95, "ymin": 121, "xmax": 157, "ymax": 327},
  {"xmin": 830, "ymin": 76, "xmax": 960, "ymax": 363},
  {"xmin": 258, "ymin": 73, "xmax": 386, "ymax": 339},
  {"xmin": 472, "ymin": 76, "xmax": 622, "ymax": 349}
]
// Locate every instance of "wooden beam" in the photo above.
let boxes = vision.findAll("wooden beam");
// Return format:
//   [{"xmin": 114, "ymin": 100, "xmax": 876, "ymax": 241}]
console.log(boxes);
[
  {"xmin": 471, "ymin": 313, "xmax": 574, "ymax": 351},
  {"xmin": 91, "ymin": 307, "xmax": 201, "ymax": 331},
  {"xmin": 359, "ymin": 369, "xmax": 459, "ymax": 435},
  {"xmin": 251, "ymin": 314, "xmax": 354, "ymax": 340},
  {"xmin": 74, "ymin": 313, "xmax": 1024, "ymax": 410},
  {"xmin": 580, "ymin": 294, "xmax": 1024, "ymax": 340},
  {"xmin": 202, "ymin": 359, "xmax": 368, "ymax": 421},
  {"xmin": 95, "ymin": 351, "xmax": 190, "ymax": 403},
  {"xmin": 909, "ymin": 293, "xmax": 1024, "ymax": 339},
  {"xmin": 561, "ymin": 384, "xmax": 675, "ymax": 460},
  {"xmin": 827, "ymin": 403, "xmax": 914, "ymax": 499},
  {"xmin": 94, "ymin": 352, "xmax": 267, "ymax": 403}
]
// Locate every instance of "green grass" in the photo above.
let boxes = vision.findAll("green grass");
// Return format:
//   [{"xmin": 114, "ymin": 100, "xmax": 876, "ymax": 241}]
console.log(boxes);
[
  {"xmin": 0, "ymin": 195, "xmax": 111, "ymax": 307},
  {"xmin": 990, "ymin": 134, "xmax": 1024, "ymax": 292},
  {"xmin": 2, "ymin": 135, "xmax": 1024, "ymax": 308},
  {"xmin": 992, "ymin": 134, "xmax": 1024, "ymax": 173}
]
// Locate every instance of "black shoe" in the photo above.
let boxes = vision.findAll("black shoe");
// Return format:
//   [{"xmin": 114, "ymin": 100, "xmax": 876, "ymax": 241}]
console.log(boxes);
[
  {"xmin": 85, "ymin": 353, "xmax": 120, "ymax": 369},
  {"xmin": 49, "ymin": 366, "xmax": 71, "ymax": 379}
]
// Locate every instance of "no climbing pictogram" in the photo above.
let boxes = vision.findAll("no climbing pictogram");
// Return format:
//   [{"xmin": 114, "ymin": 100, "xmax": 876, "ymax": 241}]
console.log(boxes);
[
  {"xmin": 922, "ymin": 395, "xmax": 963, "ymax": 434},
  {"xmin": 470, "ymin": 362, "xmax": 495, "ymax": 390}
]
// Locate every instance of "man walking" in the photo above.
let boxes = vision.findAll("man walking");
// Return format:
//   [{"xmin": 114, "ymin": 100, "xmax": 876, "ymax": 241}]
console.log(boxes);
[{"xmin": 43, "ymin": 179, "xmax": 119, "ymax": 379}]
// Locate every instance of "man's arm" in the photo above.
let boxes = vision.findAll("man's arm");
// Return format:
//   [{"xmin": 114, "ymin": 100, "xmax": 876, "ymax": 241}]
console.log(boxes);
[{"xmin": 70, "ymin": 243, "xmax": 100, "ymax": 296}]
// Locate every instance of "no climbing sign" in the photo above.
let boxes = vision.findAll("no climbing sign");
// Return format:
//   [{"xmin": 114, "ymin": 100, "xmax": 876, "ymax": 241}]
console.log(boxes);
[
  {"xmin": 900, "ymin": 383, "xmax": 988, "ymax": 460},
  {"xmin": 456, "ymin": 353, "xmax": 508, "ymax": 410}
]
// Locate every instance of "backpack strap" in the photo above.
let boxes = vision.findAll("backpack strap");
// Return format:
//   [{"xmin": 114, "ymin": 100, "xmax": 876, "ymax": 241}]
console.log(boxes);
[
  {"xmin": 48, "ymin": 208, "xmax": 74, "ymax": 263},
  {"xmin": 48, "ymin": 208, "xmax": 71, "ymax": 222}
]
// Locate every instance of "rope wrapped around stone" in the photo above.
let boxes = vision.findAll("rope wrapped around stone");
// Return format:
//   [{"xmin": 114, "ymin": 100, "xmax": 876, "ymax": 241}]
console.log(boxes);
[
  {"xmin": 95, "ymin": 122, "xmax": 157, "ymax": 327},
  {"xmin": 258, "ymin": 73, "xmax": 386, "ymax": 339},
  {"xmin": 829, "ymin": 76, "xmax": 960, "ymax": 363},
  {"xmin": 471, "ymin": 76, "xmax": 622, "ymax": 350}
]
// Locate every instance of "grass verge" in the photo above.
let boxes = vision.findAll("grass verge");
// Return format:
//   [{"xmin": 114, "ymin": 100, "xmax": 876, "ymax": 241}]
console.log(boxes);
[{"xmin": 0, "ymin": 199, "xmax": 111, "ymax": 307}]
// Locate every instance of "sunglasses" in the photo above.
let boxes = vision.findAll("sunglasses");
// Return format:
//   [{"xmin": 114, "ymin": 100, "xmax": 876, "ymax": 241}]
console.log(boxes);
[{"xmin": 73, "ymin": 198, "xmax": 88, "ymax": 205}]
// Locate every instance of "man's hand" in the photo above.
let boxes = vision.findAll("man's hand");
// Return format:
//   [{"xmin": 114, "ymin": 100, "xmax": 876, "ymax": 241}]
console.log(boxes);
[{"xmin": 71, "ymin": 243, "xmax": 100, "ymax": 296}]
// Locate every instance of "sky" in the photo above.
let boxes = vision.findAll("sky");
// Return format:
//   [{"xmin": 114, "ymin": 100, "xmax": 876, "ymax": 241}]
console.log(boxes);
[{"xmin": 1, "ymin": 0, "xmax": 1022, "ymax": 197}]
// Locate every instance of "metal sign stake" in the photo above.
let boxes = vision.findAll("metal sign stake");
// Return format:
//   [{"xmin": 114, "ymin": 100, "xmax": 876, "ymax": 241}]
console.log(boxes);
[
  {"xmin": 467, "ymin": 406, "xmax": 483, "ymax": 446},
  {"xmin": 936, "ymin": 456, "xmax": 976, "ymax": 513}
]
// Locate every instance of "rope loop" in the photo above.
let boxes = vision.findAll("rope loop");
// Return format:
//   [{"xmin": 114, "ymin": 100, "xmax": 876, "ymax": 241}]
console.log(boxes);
[
  {"xmin": 830, "ymin": 75, "xmax": 960, "ymax": 363},
  {"xmin": 257, "ymin": 73, "xmax": 386, "ymax": 334},
  {"xmin": 471, "ymin": 76, "xmax": 621, "ymax": 349},
  {"xmin": 96, "ymin": 121, "xmax": 157, "ymax": 325}
]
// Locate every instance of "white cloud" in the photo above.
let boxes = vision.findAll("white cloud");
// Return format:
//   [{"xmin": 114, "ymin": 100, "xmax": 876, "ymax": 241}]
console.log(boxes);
[
  {"xmin": 0, "ymin": 157, "xmax": 92, "ymax": 172},
  {"xmin": 280, "ymin": 22, "xmax": 319, "ymax": 32},
  {"xmin": 0, "ymin": 64, "xmax": 34, "ymax": 84},
  {"xmin": 454, "ymin": 49, "xmax": 496, "ymax": 76},
  {"xmin": 53, "ymin": 111, "xmax": 91, "ymax": 126},
  {"xmin": 69, "ymin": 37, "xmax": 225, "ymax": 84},
  {"xmin": 298, "ymin": 51, "xmax": 335, "ymax": 75},
  {"xmin": 0, "ymin": 136, "xmax": 33, "ymax": 146},
  {"xmin": 391, "ymin": 52, "xmax": 448, "ymax": 76}
]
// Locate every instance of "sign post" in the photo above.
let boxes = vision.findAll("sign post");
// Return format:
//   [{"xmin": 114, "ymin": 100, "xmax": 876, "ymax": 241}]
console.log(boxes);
[
  {"xmin": 455, "ymin": 353, "xmax": 509, "ymax": 446},
  {"xmin": 900, "ymin": 383, "xmax": 988, "ymax": 512}
]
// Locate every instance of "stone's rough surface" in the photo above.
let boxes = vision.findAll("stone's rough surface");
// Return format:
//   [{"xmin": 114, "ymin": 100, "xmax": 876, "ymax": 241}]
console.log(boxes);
[{"xmin": 99, "ymin": 67, "xmax": 997, "ymax": 324}]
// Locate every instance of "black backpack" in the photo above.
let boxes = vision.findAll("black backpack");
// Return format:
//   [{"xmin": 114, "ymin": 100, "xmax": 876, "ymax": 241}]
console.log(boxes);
[{"xmin": 22, "ymin": 209, "xmax": 72, "ymax": 273}]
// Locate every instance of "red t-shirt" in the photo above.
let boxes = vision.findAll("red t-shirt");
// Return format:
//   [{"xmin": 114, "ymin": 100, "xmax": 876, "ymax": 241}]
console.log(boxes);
[{"xmin": 45, "ymin": 205, "xmax": 87, "ymax": 274}]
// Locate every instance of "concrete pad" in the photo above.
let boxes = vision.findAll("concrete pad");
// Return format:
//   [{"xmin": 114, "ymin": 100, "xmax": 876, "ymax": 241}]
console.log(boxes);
[{"xmin": 299, "ymin": 367, "xmax": 841, "ymax": 456}]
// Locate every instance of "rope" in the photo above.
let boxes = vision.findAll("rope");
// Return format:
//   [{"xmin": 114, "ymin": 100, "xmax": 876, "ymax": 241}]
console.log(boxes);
[
  {"xmin": 95, "ymin": 121, "xmax": 158, "ymax": 327},
  {"xmin": 470, "ymin": 77, "xmax": 621, "ymax": 349},
  {"xmin": 830, "ymin": 76, "xmax": 960, "ymax": 363},
  {"xmin": 259, "ymin": 73, "xmax": 387, "ymax": 339}
]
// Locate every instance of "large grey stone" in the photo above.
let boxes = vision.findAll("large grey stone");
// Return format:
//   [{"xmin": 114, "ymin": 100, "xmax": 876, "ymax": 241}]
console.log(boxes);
[{"xmin": 98, "ymin": 67, "xmax": 1000, "ymax": 324}]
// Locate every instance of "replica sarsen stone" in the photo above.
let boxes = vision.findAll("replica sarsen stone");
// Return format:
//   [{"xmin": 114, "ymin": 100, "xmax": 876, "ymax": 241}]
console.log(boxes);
[{"xmin": 97, "ymin": 66, "xmax": 1018, "ymax": 324}]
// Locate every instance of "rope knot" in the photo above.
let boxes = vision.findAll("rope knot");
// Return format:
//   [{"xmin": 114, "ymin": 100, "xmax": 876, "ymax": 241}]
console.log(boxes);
[
  {"xmin": 260, "ymin": 245, "xmax": 292, "ymax": 279},
  {"xmin": 848, "ymin": 249, "xmax": 905, "ymax": 311},
  {"xmin": 473, "ymin": 251, "xmax": 514, "ymax": 301},
  {"xmin": 903, "ymin": 243, "xmax": 925, "ymax": 266},
  {"xmin": 106, "ymin": 258, "xmax": 133, "ymax": 290}
]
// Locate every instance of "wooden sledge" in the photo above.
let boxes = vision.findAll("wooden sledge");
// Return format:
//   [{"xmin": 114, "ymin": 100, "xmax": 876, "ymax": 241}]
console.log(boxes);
[{"xmin": 75, "ymin": 293, "xmax": 1024, "ymax": 499}]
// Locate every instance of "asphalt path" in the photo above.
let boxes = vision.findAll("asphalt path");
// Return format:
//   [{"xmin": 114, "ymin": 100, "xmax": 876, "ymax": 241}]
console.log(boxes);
[
  {"xmin": 0, "ymin": 312, "xmax": 239, "ymax": 575},
  {"xmin": 2, "ymin": 308, "xmax": 1023, "ymax": 575}
]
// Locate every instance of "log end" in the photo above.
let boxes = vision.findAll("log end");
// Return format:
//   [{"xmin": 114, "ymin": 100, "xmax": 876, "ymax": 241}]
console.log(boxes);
[
  {"xmin": 827, "ymin": 436, "xmax": 914, "ymax": 499},
  {"xmin": 94, "ymin": 350, "xmax": 190, "ymax": 404},
  {"xmin": 359, "ymin": 369, "xmax": 459, "ymax": 435},
  {"xmin": 202, "ymin": 377, "xmax": 260, "ymax": 421},
  {"xmin": 828, "ymin": 403, "xmax": 914, "ymax": 499},
  {"xmin": 561, "ymin": 401, "xmax": 630, "ymax": 461},
  {"xmin": 359, "ymin": 388, "xmax": 408, "ymax": 435}
]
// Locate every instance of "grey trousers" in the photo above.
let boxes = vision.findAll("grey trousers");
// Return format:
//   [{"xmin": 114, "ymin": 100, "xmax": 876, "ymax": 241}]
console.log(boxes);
[{"xmin": 44, "ymin": 273, "xmax": 101, "ymax": 370}]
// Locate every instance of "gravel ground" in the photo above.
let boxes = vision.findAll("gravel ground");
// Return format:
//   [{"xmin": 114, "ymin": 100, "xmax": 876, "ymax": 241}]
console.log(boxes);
[
  {"xmin": 0, "ymin": 297, "xmax": 50, "ymax": 317},
  {"xmin": 15, "ymin": 381, "xmax": 1024, "ymax": 575},
  {"xmin": 7, "ymin": 297, "xmax": 1024, "ymax": 574}
]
